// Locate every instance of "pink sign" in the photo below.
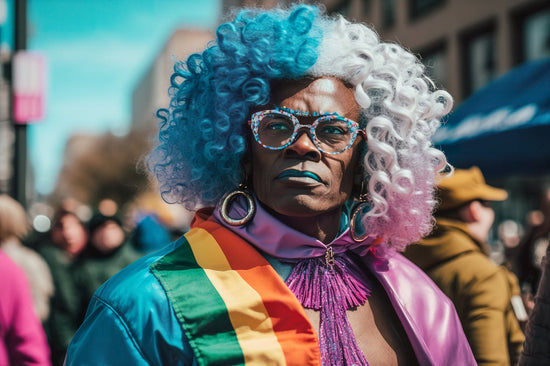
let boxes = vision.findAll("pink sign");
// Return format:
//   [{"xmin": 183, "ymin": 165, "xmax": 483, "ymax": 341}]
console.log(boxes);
[{"xmin": 13, "ymin": 51, "xmax": 47, "ymax": 124}]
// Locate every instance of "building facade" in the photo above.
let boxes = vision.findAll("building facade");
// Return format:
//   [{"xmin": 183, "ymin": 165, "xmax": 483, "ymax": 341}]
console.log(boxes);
[
  {"xmin": 222, "ymin": 0, "xmax": 549, "ymax": 104},
  {"xmin": 131, "ymin": 29, "xmax": 213, "ymax": 133}
]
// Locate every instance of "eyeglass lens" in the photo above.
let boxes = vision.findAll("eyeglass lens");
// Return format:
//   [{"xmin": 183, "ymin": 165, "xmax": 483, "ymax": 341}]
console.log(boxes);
[{"xmin": 257, "ymin": 112, "xmax": 353, "ymax": 153}]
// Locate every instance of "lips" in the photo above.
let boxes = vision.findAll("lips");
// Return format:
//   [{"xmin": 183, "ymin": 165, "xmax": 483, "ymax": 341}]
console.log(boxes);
[{"xmin": 276, "ymin": 169, "xmax": 322, "ymax": 183}]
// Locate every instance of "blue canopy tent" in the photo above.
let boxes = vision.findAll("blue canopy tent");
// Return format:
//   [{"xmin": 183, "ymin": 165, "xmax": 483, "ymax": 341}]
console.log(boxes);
[{"xmin": 434, "ymin": 57, "xmax": 550, "ymax": 179}]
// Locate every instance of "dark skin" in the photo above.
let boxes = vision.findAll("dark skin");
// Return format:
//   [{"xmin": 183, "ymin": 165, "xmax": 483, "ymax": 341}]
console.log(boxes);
[
  {"xmin": 251, "ymin": 77, "xmax": 362, "ymax": 243},
  {"xmin": 250, "ymin": 77, "xmax": 418, "ymax": 365}
]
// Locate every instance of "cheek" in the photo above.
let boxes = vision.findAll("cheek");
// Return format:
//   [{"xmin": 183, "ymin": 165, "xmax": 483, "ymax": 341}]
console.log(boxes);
[
  {"xmin": 250, "ymin": 145, "xmax": 272, "ymax": 191},
  {"xmin": 336, "ymin": 150, "xmax": 361, "ymax": 191}
]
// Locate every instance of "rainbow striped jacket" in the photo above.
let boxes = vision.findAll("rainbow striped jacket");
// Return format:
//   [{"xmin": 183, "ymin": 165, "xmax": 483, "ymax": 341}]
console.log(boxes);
[{"xmin": 65, "ymin": 210, "xmax": 475, "ymax": 365}]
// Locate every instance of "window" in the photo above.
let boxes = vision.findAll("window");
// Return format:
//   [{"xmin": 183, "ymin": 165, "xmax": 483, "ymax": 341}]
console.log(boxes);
[
  {"xmin": 362, "ymin": 0, "xmax": 373, "ymax": 20},
  {"xmin": 382, "ymin": 0, "xmax": 395, "ymax": 29},
  {"xmin": 518, "ymin": 8, "xmax": 550, "ymax": 62},
  {"xmin": 409, "ymin": 0, "xmax": 445, "ymax": 20},
  {"xmin": 461, "ymin": 25, "xmax": 497, "ymax": 98},
  {"xmin": 325, "ymin": 0, "xmax": 353, "ymax": 18}
]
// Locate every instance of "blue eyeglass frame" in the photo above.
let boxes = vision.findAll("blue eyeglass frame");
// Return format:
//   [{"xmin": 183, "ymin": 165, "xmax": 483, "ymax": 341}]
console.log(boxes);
[{"xmin": 249, "ymin": 109, "xmax": 366, "ymax": 155}]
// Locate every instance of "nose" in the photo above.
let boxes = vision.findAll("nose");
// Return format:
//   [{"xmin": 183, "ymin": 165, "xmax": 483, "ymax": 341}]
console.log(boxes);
[{"xmin": 283, "ymin": 130, "xmax": 321, "ymax": 161}]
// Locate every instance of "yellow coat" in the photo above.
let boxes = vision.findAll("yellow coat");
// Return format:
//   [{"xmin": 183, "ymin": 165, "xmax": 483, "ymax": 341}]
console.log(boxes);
[{"xmin": 405, "ymin": 218, "xmax": 525, "ymax": 366}]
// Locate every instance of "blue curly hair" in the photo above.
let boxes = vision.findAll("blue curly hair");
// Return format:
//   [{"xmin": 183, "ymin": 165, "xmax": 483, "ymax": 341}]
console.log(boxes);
[
  {"xmin": 148, "ymin": 4, "xmax": 453, "ymax": 248},
  {"xmin": 148, "ymin": 5, "xmax": 322, "ymax": 208}
]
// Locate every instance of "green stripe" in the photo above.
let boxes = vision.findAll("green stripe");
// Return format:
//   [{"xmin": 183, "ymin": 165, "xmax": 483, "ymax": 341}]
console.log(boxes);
[{"xmin": 151, "ymin": 235, "xmax": 245, "ymax": 365}]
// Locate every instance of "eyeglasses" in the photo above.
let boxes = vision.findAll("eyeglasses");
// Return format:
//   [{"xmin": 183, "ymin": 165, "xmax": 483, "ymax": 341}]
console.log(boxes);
[{"xmin": 249, "ymin": 109, "xmax": 365, "ymax": 154}]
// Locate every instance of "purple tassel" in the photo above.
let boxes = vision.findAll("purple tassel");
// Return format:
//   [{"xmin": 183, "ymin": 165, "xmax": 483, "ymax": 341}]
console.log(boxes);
[{"xmin": 286, "ymin": 255, "xmax": 371, "ymax": 366}]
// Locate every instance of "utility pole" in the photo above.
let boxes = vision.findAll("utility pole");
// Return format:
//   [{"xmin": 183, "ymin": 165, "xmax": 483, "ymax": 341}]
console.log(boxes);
[
  {"xmin": 12, "ymin": 0, "xmax": 27, "ymax": 207},
  {"xmin": 0, "ymin": 0, "xmax": 11, "ymax": 195}
]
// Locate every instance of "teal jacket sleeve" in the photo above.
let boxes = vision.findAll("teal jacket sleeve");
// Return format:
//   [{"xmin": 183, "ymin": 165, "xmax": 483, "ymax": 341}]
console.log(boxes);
[
  {"xmin": 65, "ymin": 243, "xmax": 197, "ymax": 366},
  {"xmin": 65, "ymin": 296, "xmax": 150, "ymax": 365}
]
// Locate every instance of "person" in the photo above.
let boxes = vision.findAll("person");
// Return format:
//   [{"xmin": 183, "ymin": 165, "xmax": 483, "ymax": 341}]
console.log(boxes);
[
  {"xmin": 0, "ymin": 194, "xmax": 54, "ymax": 322},
  {"xmin": 0, "ymin": 249, "xmax": 51, "ymax": 365},
  {"xmin": 130, "ymin": 213, "xmax": 173, "ymax": 253},
  {"xmin": 75, "ymin": 212, "xmax": 143, "ymax": 309},
  {"xmin": 404, "ymin": 166, "xmax": 525, "ymax": 365},
  {"xmin": 519, "ymin": 235, "xmax": 550, "ymax": 365},
  {"xmin": 515, "ymin": 187, "xmax": 550, "ymax": 300},
  {"xmin": 66, "ymin": 5, "xmax": 475, "ymax": 365},
  {"xmin": 38, "ymin": 208, "xmax": 88, "ymax": 366}
]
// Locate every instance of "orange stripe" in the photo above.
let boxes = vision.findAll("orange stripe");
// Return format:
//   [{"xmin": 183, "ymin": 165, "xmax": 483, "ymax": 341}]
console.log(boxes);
[
  {"xmin": 186, "ymin": 228, "xmax": 286, "ymax": 365},
  {"xmin": 200, "ymin": 219, "xmax": 321, "ymax": 365}
]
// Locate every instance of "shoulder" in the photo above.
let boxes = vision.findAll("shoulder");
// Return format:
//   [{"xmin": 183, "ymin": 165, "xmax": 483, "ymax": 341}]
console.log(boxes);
[
  {"xmin": 369, "ymin": 253, "xmax": 476, "ymax": 365},
  {"xmin": 447, "ymin": 250, "xmax": 500, "ymax": 276},
  {"xmin": 429, "ymin": 249, "xmax": 510, "ymax": 306},
  {"xmin": 415, "ymin": 224, "xmax": 502, "ymax": 283},
  {"xmin": 68, "ymin": 237, "xmax": 195, "ymax": 365},
  {"xmin": 0, "ymin": 250, "xmax": 35, "ymax": 319},
  {"xmin": 92, "ymin": 239, "xmax": 181, "ymax": 309},
  {"xmin": 405, "ymin": 222, "xmax": 485, "ymax": 269},
  {"xmin": 0, "ymin": 250, "xmax": 27, "ymax": 284},
  {"xmin": 381, "ymin": 252, "xmax": 457, "ymax": 307},
  {"xmin": 4, "ymin": 243, "xmax": 52, "ymax": 273},
  {"xmin": 37, "ymin": 242, "xmax": 68, "ymax": 265}
]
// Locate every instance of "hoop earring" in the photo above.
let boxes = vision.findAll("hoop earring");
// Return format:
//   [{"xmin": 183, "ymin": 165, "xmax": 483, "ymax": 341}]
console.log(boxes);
[
  {"xmin": 350, "ymin": 181, "xmax": 369, "ymax": 242},
  {"xmin": 219, "ymin": 186, "xmax": 256, "ymax": 226}
]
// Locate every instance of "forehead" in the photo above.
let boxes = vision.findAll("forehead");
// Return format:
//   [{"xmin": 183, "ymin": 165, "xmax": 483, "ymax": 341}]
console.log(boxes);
[
  {"xmin": 270, "ymin": 77, "xmax": 359, "ymax": 119},
  {"xmin": 55, "ymin": 214, "xmax": 80, "ymax": 228}
]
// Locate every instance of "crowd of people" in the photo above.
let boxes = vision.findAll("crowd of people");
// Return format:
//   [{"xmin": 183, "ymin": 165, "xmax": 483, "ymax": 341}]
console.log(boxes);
[
  {"xmin": 1, "ymin": 4, "xmax": 550, "ymax": 366},
  {"xmin": 0, "ymin": 195, "xmax": 172, "ymax": 365}
]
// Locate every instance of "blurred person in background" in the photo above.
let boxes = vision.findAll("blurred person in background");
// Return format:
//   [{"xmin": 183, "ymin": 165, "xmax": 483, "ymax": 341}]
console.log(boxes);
[
  {"xmin": 0, "ymin": 194, "xmax": 54, "ymax": 322},
  {"xmin": 0, "ymin": 250, "xmax": 51, "ymax": 365},
  {"xmin": 496, "ymin": 219, "xmax": 524, "ymax": 270},
  {"xmin": 519, "ymin": 231, "xmax": 550, "ymax": 365},
  {"xmin": 66, "ymin": 5, "xmax": 475, "ymax": 365},
  {"xmin": 405, "ymin": 166, "xmax": 525, "ymax": 365},
  {"xmin": 38, "ymin": 208, "xmax": 88, "ymax": 366},
  {"xmin": 130, "ymin": 213, "xmax": 172, "ymax": 253},
  {"xmin": 516, "ymin": 187, "xmax": 550, "ymax": 304},
  {"xmin": 75, "ymin": 211, "xmax": 143, "ymax": 311}
]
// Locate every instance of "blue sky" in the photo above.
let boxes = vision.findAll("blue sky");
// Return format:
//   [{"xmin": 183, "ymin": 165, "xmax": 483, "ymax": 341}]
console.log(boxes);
[{"xmin": 21, "ymin": 0, "xmax": 220, "ymax": 195}]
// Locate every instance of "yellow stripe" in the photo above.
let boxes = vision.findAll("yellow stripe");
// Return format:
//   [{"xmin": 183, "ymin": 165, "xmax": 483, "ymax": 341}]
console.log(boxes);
[{"xmin": 186, "ymin": 228, "xmax": 286, "ymax": 365}]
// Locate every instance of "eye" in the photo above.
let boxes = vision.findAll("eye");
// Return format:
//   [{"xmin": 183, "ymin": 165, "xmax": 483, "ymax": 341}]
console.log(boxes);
[
  {"xmin": 265, "ymin": 121, "xmax": 292, "ymax": 131},
  {"xmin": 316, "ymin": 119, "xmax": 350, "ymax": 136},
  {"xmin": 259, "ymin": 113, "xmax": 294, "ymax": 134},
  {"xmin": 320, "ymin": 125, "xmax": 346, "ymax": 135}
]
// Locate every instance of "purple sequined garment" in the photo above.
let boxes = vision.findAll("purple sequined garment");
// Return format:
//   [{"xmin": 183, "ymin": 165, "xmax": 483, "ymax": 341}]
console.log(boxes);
[{"xmin": 286, "ymin": 255, "xmax": 372, "ymax": 365}]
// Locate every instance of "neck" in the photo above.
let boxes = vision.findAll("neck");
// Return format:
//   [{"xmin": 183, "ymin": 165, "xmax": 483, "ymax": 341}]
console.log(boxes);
[
  {"xmin": 263, "ymin": 204, "xmax": 342, "ymax": 244},
  {"xmin": 465, "ymin": 222, "xmax": 488, "ymax": 243}
]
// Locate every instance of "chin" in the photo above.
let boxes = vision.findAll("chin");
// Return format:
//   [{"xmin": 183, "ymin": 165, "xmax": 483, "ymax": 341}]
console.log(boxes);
[{"xmin": 264, "ymin": 194, "xmax": 340, "ymax": 218}]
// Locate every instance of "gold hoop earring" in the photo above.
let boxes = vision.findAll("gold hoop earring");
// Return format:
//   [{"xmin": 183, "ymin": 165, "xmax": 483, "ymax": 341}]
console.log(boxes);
[
  {"xmin": 219, "ymin": 186, "xmax": 256, "ymax": 226},
  {"xmin": 350, "ymin": 180, "xmax": 369, "ymax": 242}
]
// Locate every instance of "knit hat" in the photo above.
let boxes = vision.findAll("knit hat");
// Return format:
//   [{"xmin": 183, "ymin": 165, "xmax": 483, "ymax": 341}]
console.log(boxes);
[{"xmin": 437, "ymin": 166, "xmax": 508, "ymax": 211}]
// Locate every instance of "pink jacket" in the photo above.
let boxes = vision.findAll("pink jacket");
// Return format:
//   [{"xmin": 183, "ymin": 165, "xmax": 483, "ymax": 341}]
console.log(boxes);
[{"xmin": 0, "ymin": 250, "xmax": 51, "ymax": 365}]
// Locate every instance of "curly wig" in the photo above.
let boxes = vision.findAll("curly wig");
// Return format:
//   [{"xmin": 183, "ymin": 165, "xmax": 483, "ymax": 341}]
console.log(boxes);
[{"xmin": 147, "ymin": 4, "xmax": 452, "ymax": 250}]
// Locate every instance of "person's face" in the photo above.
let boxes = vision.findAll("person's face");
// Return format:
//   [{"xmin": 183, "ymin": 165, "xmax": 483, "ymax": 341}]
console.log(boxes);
[
  {"xmin": 91, "ymin": 220, "xmax": 125, "ymax": 253},
  {"xmin": 51, "ymin": 214, "xmax": 87, "ymax": 256},
  {"xmin": 250, "ymin": 77, "xmax": 363, "ymax": 218},
  {"xmin": 476, "ymin": 200, "xmax": 496, "ymax": 242}
]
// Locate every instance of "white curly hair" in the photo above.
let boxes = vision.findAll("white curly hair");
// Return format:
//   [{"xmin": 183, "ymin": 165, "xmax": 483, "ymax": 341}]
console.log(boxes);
[{"xmin": 309, "ymin": 16, "xmax": 453, "ymax": 250}]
